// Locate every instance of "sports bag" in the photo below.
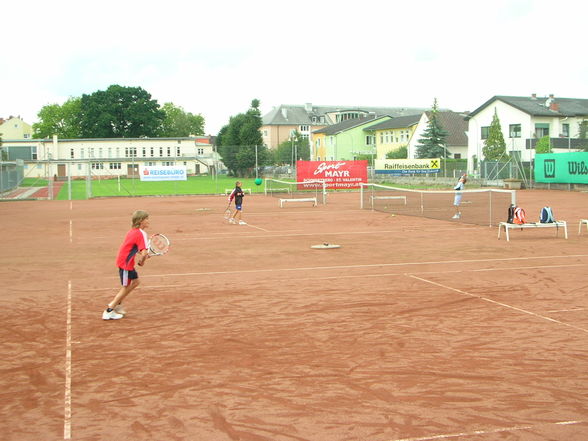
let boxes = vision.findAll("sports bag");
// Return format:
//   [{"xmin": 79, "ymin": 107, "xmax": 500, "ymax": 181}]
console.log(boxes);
[
  {"xmin": 507, "ymin": 204, "xmax": 515, "ymax": 223},
  {"xmin": 513, "ymin": 207, "xmax": 526, "ymax": 225},
  {"xmin": 539, "ymin": 206, "xmax": 555, "ymax": 223}
]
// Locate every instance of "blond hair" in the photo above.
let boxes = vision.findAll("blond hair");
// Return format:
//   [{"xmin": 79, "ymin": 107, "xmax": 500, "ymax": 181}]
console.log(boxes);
[{"xmin": 131, "ymin": 210, "xmax": 149, "ymax": 228}]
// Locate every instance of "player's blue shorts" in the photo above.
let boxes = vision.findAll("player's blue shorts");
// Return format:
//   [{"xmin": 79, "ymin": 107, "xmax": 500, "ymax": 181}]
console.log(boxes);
[
  {"xmin": 119, "ymin": 268, "xmax": 138, "ymax": 287},
  {"xmin": 235, "ymin": 203, "xmax": 242, "ymax": 211}
]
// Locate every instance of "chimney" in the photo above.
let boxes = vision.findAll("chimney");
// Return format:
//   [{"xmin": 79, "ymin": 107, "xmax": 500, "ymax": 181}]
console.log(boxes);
[
  {"xmin": 281, "ymin": 108, "xmax": 288, "ymax": 119},
  {"xmin": 304, "ymin": 103, "xmax": 312, "ymax": 112},
  {"xmin": 550, "ymin": 100, "xmax": 559, "ymax": 111},
  {"xmin": 531, "ymin": 93, "xmax": 537, "ymax": 99}
]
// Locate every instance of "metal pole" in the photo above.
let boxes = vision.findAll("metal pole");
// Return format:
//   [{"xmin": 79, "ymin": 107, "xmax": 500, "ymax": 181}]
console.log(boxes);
[{"xmin": 255, "ymin": 145, "xmax": 258, "ymax": 179}]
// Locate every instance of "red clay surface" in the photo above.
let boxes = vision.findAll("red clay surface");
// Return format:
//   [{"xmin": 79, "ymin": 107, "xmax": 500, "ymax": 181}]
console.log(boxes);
[{"xmin": 1, "ymin": 189, "xmax": 588, "ymax": 441}]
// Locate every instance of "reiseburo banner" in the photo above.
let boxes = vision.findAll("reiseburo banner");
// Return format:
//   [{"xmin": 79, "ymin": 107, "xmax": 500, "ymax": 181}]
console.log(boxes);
[
  {"xmin": 534, "ymin": 152, "xmax": 588, "ymax": 184},
  {"xmin": 296, "ymin": 160, "xmax": 368, "ymax": 189},
  {"xmin": 139, "ymin": 166, "xmax": 187, "ymax": 181}
]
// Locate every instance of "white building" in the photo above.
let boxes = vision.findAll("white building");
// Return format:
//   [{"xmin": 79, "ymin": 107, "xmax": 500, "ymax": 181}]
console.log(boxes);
[
  {"xmin": 1, "ymin": 136, "xmax": 218, "ymax": 179},
  {"xmin": 466, "ymin": 94, "xmax": 588, "ymax": 174}
]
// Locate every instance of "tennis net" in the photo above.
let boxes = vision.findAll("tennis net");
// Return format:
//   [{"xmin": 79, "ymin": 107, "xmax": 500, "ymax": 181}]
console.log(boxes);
[
  {"xmin": 264, "ymin": 178, "xmax": 327, "ymax": 204},
  {"xmin": 360, "ymin": 183, "xmax": 516, "ymax": 226}
]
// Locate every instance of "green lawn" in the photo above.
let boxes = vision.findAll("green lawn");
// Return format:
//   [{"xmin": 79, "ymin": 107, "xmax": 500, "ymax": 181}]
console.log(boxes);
[{"xmin": 54, "ymin": 176, "xmax": 268, "ymax": 200}]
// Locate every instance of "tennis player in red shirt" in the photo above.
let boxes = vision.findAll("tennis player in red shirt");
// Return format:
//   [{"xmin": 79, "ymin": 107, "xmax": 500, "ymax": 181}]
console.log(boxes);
[{"xmin": 102, "ymin": 210, "xmax": 150, "ymax": 320}]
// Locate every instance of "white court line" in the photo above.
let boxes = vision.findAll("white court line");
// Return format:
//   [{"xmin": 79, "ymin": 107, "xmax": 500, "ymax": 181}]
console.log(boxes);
[
  {"xmin": 244, "ymin": 223, "xmax": 269, "ymax": 232},
  {"xmin": 387, "ymin": 420, "xmax": 583, "ymax": 441},
  {"xmin": 408, "ymin": 274, "xmax": 588, "ymax": 334},
  {"xmin": 64, "ymin": 281, "xmax": 72, "ymax": 440},
  {"xmin": 140, "ymin": 254, "xmax": 588, "ymax": 279},
  {"xmin": 69, "ymin": 220, "xmax": 73, "ymax": 244}
]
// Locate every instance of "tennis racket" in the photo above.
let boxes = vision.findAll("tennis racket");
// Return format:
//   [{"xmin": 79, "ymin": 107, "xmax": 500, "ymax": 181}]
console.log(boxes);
[
  {"xmin": 148, "ymin": 233, "xmax": 170, "ymax": 256},
  {"xmin": 223, "ymin": 202, "xmax": 232, "ymax": 220}
]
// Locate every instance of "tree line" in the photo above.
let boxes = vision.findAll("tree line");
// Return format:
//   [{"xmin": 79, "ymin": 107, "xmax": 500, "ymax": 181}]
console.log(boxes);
[{"xmin": 33, "ymin": 84, "xmax": 205, "ymax": 139}]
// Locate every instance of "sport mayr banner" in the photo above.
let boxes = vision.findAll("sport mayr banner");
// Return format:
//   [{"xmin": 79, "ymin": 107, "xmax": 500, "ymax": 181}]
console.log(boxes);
[
  {"xmin": 139, "ymin": 165, "xmax": 187, "ymax": 181},
  {"xmin": 296, "ymin": 160, "xmax": 368, "ymax": 189},
  {"xmin": 534, "ymin": 152, "xmax": 588, "ymax": 184},
  {"xmin": 375, "ymin": 158, "xmax": 440, "ymax": 174}
]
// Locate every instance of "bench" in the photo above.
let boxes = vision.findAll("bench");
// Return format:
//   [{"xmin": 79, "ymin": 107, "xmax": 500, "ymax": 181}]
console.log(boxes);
[
  {"xmin": 498, "ymin": 221, "xmax": 568, "ymax": 242},
  {"xmin": 225, "ymin": 188, "xmax": 252, "ymax": 194},
  {"xmin": 280, "ymin": 197, "xmax": 317, "ymax": 208},
  {"xmin": 579, "ymin": 219, "xmax": 588, "ymax": 235}
]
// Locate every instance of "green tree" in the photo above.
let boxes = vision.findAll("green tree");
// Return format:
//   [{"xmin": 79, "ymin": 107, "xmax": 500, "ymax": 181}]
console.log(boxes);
[
  {"xmin": 535, "ymin": 135, "xmax": 552, "ymax": 153},
  {"xmin": 482, "ymin": 108, "xmax": 506, "ymax": 160},
  {"xmin": 386, "ymin": 145, "xmax": 407, "ymax": 159},
  {"xmin": 415, "ymin": 98, "xmax": 448, "ymax": 158},
  {"xmin": 273, "ymin": 130, "xmax": 310, "ymax": 165},
  {"xmin": 78, "ymin": 85, "xmax": 165, "ymax": 138},
  {"xmin": 160, "ymin": 102, "xmax": 205, "ymax": 137},
  {"xmin": 218, "ymin": 99, "xmax": 269, "ymax": 176},
  {"xmin": 32, "ymin": 97, "xmax": 82, "ymax": 139}
]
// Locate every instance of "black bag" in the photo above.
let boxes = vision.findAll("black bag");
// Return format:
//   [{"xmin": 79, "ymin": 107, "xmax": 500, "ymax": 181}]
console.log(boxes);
[{"xmin": 507, "ymin": 204, "xmax": 515, "ymax": 223}]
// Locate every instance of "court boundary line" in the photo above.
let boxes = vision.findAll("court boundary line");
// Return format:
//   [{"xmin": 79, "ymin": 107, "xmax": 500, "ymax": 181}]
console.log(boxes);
[
  {"xmin": 141, "ymin": 253, "xmax": 588, "ymax": 279},
  {"xmin": 387, "ymin": 419, "xmax": 583, "ymax": 441},
  {"xmin": 64, "ymin": 280, "xmax": 72, "ymax": 440},
  {"xmin": 409, "ymin": 274, "xmax": 588, "ymax": 334}
]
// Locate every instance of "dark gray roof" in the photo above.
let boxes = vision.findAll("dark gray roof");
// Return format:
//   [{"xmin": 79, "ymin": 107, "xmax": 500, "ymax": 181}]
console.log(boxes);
[
  {"xmin": 468, "ymin": 95, "xmax": 588, "ymax": 118},
  {"xmin": 430, "ymin": 111, "xmax": 468, "ymax": 147},
  {"xmin": 362, "ymin": 114, "xmax": 421, "ymax": 131},
  {"xmin": 312, "ymin": 115, "xmax": 389, "ymax": 135},
  {"xmin": 262, "ymin": 104, "xmax": 430, "ymax": 125}
]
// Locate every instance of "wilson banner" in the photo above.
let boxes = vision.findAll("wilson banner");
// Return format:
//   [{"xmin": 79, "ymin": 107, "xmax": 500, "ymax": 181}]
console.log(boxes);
[
  {"xmin": 534, "ymin": 152, "xmax": 588, "ymax": 184},
  {"xmin": 296, "ymin": 160, "xmax": 368, "ymax": 189}
]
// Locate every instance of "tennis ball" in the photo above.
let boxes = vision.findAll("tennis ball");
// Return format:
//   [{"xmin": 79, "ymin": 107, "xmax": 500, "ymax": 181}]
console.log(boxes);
[{"xmin": 255, "ymin": 178, "xmax": 262, "ymax": 185}]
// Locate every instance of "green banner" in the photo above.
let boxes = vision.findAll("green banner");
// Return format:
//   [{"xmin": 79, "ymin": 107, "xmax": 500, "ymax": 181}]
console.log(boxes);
[{"xmin": 534, "ymin": 152, "xmax": 588, "ymax": 183}]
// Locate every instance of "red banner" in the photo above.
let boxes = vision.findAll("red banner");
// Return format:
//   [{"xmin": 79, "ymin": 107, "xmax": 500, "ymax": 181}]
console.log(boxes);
[{"xmin": 296, "ymin": 160, "xmax": 368, "ymax": 189}]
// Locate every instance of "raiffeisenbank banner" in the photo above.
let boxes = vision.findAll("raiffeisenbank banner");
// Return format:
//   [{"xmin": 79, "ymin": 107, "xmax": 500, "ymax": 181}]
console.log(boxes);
[
  {"xmin": 534, "ymin": 152, "xmax": 588, "ymax": 184},
  {"xmin": 375, "ymin": 158, "xmax": 440, "ymax": 174},
  {"xmin": 296, "ymin": 160, "xmax": 368, "ymax": 189},
  {"xmin": 139, "ymin": 165, "xmax": 187, "ymax": 181}
]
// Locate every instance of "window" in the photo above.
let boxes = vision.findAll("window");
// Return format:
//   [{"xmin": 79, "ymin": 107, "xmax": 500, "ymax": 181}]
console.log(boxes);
[
  {"xmin": 167, "ymin": 147, "xmax": 171, "ymax": 157},
  {"xmin": 481, "ymin": 126, "xmax": 490, "ymax": 139},
  {"xmin": 150, "ymin": 147, "xmax": 154, "ymax": 157},
  {"xmin": 108, "ymin": 148, "xmax": 112, "ymax": 158},
  {"xmin": 142, "ymin": 147, "xmax": 147, "ymax": 157},
  {"xmin": 509, "ymin": 124, "xmax": 521, "ymax": 138},
  {"xmin": 91, "ymin": 163, "xmax": 104, "ymax": 170},
  {"xmin": 32, "ymin": 147, "xmax": 38, "ymax": 160},
  {"xmin": 98, "ymin": 148, "xmax": 103, "ymax": 158},
  {"xmin": 89, "ymin": 148, "xmax": 94, "ymax": 158},
  {"xmin": 162, "ymin": 161, "xmax": 175, "ymax": 166},
  {"xmin": 125, "ymin": 147, "xmax": 137, "ymax": 158},
  {"xmin": 159, "ymin": 147, "xmax": 163, "ymax": 156},
  {"xmin": 70, "ymin": 148, "xmax": 75, "ymax": 159},
  {"xmin": 300, "ymin": 125, "xmax": 309, "ymax": 132},
  {"xmin": 146, "ymin": 161, "xmax": 157, "ymax": 166},
  {"xmin": 453, "ymin": 153, "xmax": 462, "ymax": 159},
  {"xmin": 197, "ymin": 148, "xmax": 204, "ymax": 155},
  {"xmin": 176, "ymin": 146, "xmax": 181, "ymax": 156},
  {"xmin": 535, "ymin": 123, "xmax": 549, "ymax": 138},
  {"xmin": 109, "ymin": 163, "xmax": 122, "ymax": 170},
  {"xmin": 24, "ymin": 134, "xmax": 30, "ymax": 139},
  {"xmin": 562, "ymin": 123, "xmax": 570, "ymax": 137}
]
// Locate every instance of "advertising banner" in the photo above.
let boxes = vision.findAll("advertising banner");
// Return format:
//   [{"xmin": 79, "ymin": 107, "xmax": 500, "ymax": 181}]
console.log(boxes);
[
  {"xmin": 296, "ymin": 160, "xmax": 368, "ymax": 189},
  {"xmin": 375, "ymin": 158, "xmax": 440, "ymax": 174},
  {"xmin": 139, "ymin": 165, "xmax": 187, "ymax": 181},
  {"xmin": 534, "ymin": 152, "xmax": 588, "ymax": 184}
]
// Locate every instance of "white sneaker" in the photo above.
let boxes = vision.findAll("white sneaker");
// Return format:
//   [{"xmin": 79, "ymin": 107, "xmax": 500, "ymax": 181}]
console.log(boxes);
[
  {"xmin": 452, "ymin": 213, "xmax": 461, "ymax": 219},
  {"xmin": 114, "ymin": 304, "xmax": 126, "ymax": 315},
  {"xmin": 102, "ymin": 309, "xmax": 124, "ymax": 320},
  {"xmin": 239, "ymin": 220, "xmax": 247, "ymax": 225}
]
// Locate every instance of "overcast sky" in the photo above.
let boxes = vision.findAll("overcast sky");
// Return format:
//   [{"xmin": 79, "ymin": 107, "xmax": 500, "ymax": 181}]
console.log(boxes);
[{"xmin": 1, "ymin": 0, "xmax": 586, "ymax": 135}]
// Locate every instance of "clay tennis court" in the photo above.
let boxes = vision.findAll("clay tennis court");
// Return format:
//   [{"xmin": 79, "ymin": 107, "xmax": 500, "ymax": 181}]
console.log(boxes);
[{"xmin": 2, "ymin": 189, "xmax": 588, "ymax": 441}]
